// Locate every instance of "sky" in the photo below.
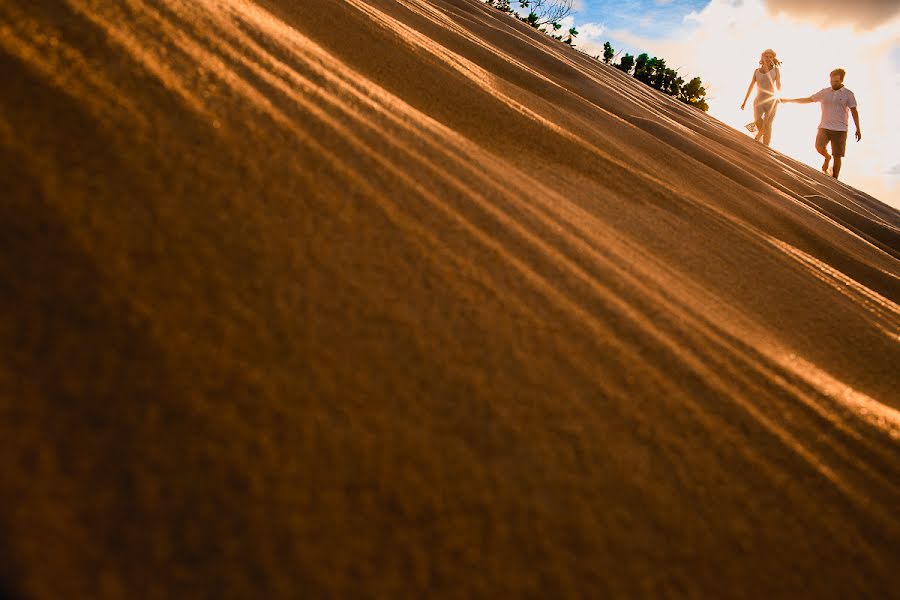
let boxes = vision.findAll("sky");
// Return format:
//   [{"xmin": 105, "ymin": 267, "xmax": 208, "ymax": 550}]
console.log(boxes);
[{"xmin": 552, "ymin": 0, "xmax": 900, "ymax": 208}]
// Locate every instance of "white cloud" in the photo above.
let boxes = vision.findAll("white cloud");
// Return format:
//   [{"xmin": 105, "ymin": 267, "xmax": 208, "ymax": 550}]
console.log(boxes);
[
  {"xmin": 766, "ymin": 0, "xmax": 900, "ymax": 29},
  {"xmin": 577, "ymin": 21, "xmax": 607, "ymax": 40},
  {"xmin": 557, "ymin": 15, "xmax": 577, "ymax": 31},
  {"xmin": 573, "ymin": 22, "xmax": 611, "ymax": 59}
]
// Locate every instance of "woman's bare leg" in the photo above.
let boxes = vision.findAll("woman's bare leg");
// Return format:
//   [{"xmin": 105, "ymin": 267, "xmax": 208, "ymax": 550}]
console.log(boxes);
[{"xmin": 762, "ymin": 103, "xmax": 777, "ymax": 146}]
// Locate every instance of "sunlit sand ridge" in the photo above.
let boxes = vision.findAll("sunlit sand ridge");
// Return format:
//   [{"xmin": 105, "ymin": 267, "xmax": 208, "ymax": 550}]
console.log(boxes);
[{"xmin": 2, "ymin": 0, "xmax": 899, "ymax": 596}]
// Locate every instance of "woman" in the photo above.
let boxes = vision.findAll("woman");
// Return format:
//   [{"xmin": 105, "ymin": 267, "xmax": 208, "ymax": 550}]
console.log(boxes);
[{"xmin": 741, "ymin": 49, "xmax": 781, "ymax": 146}]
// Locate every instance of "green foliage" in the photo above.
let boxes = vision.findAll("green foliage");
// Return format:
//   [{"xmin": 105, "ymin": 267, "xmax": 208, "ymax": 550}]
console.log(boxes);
[
  {"xmin": 678, "ymin": 76, "xmax": 709, "ymax": 110},
  {"xmin": 513, "ymin": 0, "xmax": 573, "ymax": 30},
  {"xmin": 484, "ymin": 0, "xmax": 575, "ymax": 48},
  {"xmin": 602, "ymin": 42, "xmax": 614, "ymax": 64},
  {"xmin": 484, "ymin": 0, "xmax": 514, "ymax": 13},
  {"xmin": 605, "ymin": 45, "xmax": 708, "ymax": 111},
  {"xmin": 615, "ymin": 53, "xmax": 635, "ymax": 74},
  {"xmin": 634, "ymin": 53, "xmax": 649, "ymax": 76}
]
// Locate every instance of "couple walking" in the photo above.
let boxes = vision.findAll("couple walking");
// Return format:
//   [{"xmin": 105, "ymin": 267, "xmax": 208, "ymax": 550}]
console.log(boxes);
[{"xmin": 740, "ymin": 49, "xmax": 862, "ymax": 179}]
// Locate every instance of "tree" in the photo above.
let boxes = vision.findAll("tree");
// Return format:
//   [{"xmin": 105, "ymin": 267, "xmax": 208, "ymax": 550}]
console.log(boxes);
[
  {"xmin": 602, "ymin": 42, "xmax": 614, "ymax": 64},
  {"xmin": 649, "ymin": 58, "xmax": 666, "ymax": 89},
  {"xmin": 517, "ymin": 0, "xmax": 573, "ymax": 29},
  {"xmin": 679, "ymin": 76, "xmax": 709, "ymax": 111},
  {"xmin": 633, "ymin": 53, "xmax": 650, "ymax": 83},
  {"xmin": 665, "ymin": 69, "xmax": 684, "ymax": 97},
  {"xmin": 636, "ymin": 55, "xmax": 658, "ymax": 85},
  {"xmin": 563, "ymin": 26, "xmax": 579, "ymax": 45},
  {"xmin": 615, "ymin": 53, "xmax": 635, "ymax": 74},
  {"xmin": 484, "ymin": 0, "xmax": 514, "ymax": 14}
]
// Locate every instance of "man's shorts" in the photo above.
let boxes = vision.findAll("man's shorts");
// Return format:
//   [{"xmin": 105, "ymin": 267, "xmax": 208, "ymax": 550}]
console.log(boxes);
[{"xmin": 816, "ymin": 128, "xmax": 848, "ymax": 157}]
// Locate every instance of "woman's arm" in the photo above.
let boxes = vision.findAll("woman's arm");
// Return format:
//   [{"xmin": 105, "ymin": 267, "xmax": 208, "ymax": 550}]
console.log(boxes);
[
  {"xmin": 775, "ymin": 68, "xmax": 781, "ymax": 91},
  {"xmin": 741, "ymin": 71, "xmax": 756, "ymax": 109}
]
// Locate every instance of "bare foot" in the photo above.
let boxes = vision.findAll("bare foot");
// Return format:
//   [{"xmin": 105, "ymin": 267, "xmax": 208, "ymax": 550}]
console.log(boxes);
[{"xmin": 821, "ymin": 156, "xmax": 831, "ymax": 173}]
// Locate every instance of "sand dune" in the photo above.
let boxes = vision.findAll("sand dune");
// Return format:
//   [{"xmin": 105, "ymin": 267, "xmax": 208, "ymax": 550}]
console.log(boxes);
[{"xmin": 2, "ymin": 0, "xmax": 899, "ymax": 596}]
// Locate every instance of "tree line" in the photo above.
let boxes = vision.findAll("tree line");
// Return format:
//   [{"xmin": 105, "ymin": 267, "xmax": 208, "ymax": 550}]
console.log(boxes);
[
  {"xmin": 483, "ymin": 1, "xmax": 709, "ymax": 112},
  {"xmin": 601, "ymin": 42, "xmax": 708, "ymax": 111}
]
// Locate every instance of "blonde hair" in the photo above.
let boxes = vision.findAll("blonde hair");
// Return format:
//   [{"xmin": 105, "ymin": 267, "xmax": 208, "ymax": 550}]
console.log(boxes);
[{"xmin": 759, "ymin": 49, "xmax": 782, "ymax": 67}]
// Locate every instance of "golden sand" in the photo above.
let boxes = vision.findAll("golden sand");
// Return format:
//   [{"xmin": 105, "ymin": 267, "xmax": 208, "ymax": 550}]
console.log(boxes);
[{"xmin": 1, "ymin": 0, "xmax": 899, "ymax": 596}]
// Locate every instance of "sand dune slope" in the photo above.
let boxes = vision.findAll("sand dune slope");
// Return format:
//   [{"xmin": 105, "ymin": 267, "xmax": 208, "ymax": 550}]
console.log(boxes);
[{"xmin": 2, "ymin": 0, "xmax": 899, "ymax": 597}]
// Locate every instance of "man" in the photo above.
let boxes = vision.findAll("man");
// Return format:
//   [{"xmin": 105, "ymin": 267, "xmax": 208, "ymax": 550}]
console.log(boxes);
[{"xmin": 781, "ymin": 68, "xmax": 861, "ymax": 179}]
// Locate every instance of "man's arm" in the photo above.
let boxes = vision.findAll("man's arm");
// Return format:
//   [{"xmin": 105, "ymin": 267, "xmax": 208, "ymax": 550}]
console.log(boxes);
[
  {"xmin": 781, "ymin": 96, "xmax": 814, "ymax": 103},
  {"xmin": 851, "ymin": 107, "xmax": 861, "ymax": 141}
]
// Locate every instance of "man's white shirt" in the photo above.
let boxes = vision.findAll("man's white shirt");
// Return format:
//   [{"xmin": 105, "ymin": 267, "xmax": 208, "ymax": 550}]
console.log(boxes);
[{"xmin": 810, "ymin": 86, "xmax": 857, "ymax": 131}]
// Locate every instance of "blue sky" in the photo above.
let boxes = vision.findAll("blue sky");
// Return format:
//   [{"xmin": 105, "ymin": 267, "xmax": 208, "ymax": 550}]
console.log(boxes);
[{"xmin": 573, "ymin": 0, "xmax": 709, "ymax": 43}]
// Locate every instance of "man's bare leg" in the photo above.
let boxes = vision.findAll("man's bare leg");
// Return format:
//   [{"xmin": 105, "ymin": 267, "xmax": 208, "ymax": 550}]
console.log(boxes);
[
  {"xmin": 816, "ymin": 144, "xmax": 831, "ymax": 174},
  {"xmin": 832, "ymin": 156, "xmax": 842, "ymax": 179}
]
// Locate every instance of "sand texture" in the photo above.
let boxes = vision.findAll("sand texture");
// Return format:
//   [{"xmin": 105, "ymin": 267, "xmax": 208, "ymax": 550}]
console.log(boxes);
[{"xmin": 2, "ymin": 0, "xmax": 899, "ymax": 597}]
